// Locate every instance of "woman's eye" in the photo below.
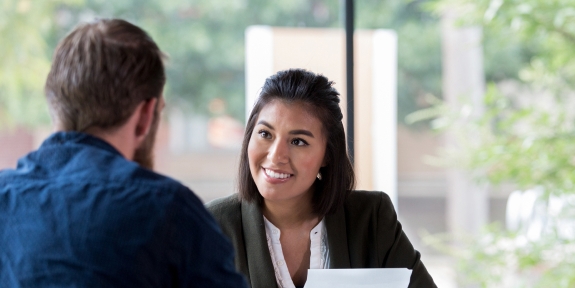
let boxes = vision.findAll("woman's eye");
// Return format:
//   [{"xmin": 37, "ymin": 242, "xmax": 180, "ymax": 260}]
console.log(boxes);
[
  {"xmin": 258, "ymin": 130, "xmax": 271, "ymax": 139},
  {"xmin": 291, "ymin": 138, "xmax": 308, "ymax": 146}
]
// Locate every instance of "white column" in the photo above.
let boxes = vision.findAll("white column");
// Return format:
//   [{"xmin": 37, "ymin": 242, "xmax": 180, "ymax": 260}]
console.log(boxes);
[
  {"xmin": 442, "ymin": 13, "xmax": 488, "ymax": 234},
  {"xmin": 245, "ymin": 26, "xmax": 274, "ymax": 120},
  {"xmin": 372, "ymin": 30, "xmax": 399, "ymax": 211}
]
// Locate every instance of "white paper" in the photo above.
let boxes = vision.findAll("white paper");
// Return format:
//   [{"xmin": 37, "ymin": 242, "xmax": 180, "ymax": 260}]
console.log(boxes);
[{"xmin": 304, "ymin": 268, "xmax": 412, "ymax": 288}]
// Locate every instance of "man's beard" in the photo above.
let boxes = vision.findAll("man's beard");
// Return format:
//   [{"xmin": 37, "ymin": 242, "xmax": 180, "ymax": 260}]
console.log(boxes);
[{"xmin": 133, "ymin": 105, "xmax": 160, "ymax": 170}]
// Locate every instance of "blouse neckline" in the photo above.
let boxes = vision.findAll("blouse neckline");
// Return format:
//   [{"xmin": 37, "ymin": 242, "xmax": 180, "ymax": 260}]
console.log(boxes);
[{"xmin": 263, "ymin": 216, "xmax": 329, "ymax": 288}]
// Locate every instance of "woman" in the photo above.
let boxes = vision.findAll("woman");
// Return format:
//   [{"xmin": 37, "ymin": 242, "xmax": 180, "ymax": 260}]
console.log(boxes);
[{"xmin": 206, "ymin": 69, "xmax": 436, "ymax": 288}]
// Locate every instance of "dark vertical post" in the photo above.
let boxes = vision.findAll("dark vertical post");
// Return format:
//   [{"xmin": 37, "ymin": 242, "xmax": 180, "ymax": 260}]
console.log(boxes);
[{"xmin": 345, "ymin": 0, "xmax": 355, "ymax": 164}]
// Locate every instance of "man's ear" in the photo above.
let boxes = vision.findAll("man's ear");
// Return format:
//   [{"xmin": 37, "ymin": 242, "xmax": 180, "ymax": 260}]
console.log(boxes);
[{"xmin": 134, "ymin": 98, "xmax": 158, "ymax": 143}]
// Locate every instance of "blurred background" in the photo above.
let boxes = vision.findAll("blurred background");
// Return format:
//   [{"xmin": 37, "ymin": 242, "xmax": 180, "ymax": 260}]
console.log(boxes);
[{"xmin": 1, "ymin": 0, "xmax": 574, "ymax": 287}]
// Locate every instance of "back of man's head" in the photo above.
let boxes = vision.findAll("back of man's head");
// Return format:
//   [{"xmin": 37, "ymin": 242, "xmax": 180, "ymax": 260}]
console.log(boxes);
[{"xmin": 45, "ymin": 19, "xmax": 166, "ymax": 132}]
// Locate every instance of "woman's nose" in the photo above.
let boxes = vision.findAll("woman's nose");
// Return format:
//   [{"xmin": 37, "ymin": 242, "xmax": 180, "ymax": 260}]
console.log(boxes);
[{"xmin": 268, "ymin": 140, "xmax": 289, "ymax": 164}]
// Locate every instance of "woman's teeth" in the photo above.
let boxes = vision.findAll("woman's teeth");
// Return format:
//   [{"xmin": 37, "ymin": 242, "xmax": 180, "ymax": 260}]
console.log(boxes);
[{"xmin": 265, "ymin": 168, "xmax": 291, "ymax": 179}]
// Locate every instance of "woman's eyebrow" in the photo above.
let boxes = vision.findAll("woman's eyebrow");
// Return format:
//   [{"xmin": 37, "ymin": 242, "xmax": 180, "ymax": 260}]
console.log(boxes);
[
  {"xmin": 289, "ymin": 130, "xmax": 314, "ymax": 138},
  {"xmin": 257, "ymin": 120, "xmax": 314, "ymax": 137},
  {"xmin": 257, "ymin": 120, "xmax": 274, "ymax": 130}
]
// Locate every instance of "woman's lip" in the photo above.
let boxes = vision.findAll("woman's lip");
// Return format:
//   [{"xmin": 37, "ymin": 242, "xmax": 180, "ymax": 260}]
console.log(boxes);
[
  {"xmin": 262, "ymin": 167, "xmax": 292, "ymax": 184},
  {"xmin": 263, "ymin": 167, "xmax": 292, "ymax": 175}
]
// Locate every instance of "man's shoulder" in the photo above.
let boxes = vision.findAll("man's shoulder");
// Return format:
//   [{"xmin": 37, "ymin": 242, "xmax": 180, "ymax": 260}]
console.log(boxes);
[
  {"xmin": 91, "ymin": 161, "xmax": 194, "ymax": 206},
  {"xmin": 75, "ymin": 148, "xmax": 189, "ymax": 198},
  {"xmin": 123, "ymin": 165, "xmax": 184, "ymax": 191}
]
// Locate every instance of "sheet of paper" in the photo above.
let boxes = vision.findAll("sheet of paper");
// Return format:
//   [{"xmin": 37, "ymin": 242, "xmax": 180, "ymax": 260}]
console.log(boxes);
[{"xmin": 304, "ymin": 268, "xmax": 412, "ymax": 288}]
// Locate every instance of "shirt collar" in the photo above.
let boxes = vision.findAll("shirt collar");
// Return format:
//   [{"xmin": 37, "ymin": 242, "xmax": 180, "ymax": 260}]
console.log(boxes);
[{"xmin": 41, "ymin": 131, "xmax": 123, "ymax": 157}]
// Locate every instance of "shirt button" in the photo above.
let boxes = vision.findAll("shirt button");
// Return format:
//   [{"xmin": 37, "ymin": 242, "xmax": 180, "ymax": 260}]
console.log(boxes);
[
  {"xmin": 273, "ymin": 229, "xmax": 279, "ymax": 234},
  {"xmin": 278, "ymin": 260, "xmax": 285, "ymax": 266}
]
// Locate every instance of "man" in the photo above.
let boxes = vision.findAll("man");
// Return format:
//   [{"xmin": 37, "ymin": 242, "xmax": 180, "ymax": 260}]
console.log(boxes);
[{"xmin": 0, "ymin": 19, "xmax": 246, "ymax": 287}]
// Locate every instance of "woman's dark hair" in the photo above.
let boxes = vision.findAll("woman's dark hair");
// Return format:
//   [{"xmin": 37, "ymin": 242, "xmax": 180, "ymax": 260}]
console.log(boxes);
[{"xmin": 238, "ymin": 68, "xmax": 356, "ymax": 215}]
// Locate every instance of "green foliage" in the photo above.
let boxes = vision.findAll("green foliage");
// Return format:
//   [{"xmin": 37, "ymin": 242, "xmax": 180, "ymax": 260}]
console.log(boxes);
[
  {"xmin": 410, "ymin": 84, "xmax": 575, "ymax": 195},
  {"xmin": 388, "ymin": 0, "xmax": 532, "ymax": 126},
  {"xmin": 52, "ymin": 0, "xmax": 344, "ymax": 122},
  {"xmin": 409, "ymin": 0, "xmax": 575, "ymax": 194},
  {"xmin": 358, "ymin": 0, "xmax": 444, "ymax": 126},
  {"xmin": 0, "ymin": 0, "xmax": 82, "ymax": 129},
  {"xmin": 423, "ymin": 223, "xmax": 575, "ymax": 287},
  {"xmin": 430, "ymin": 0, "xmax": 575, "ymax": 90},
  {"xmin": 412, "ymin": 0, "xmax": 575, "ymax": 286},
  {"xmin": 0, "ymin": 0, "xmax": 531, "ymax": 129},
  {"xmin": 100, "ymin": 0, "xmax": 447, "ymax": 124},
  {"xmin": 1, "ymin": 0, "xmax": 451, "ymax": 127}
]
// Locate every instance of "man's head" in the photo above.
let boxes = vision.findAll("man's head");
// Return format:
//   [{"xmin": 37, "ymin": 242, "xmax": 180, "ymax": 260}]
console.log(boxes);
[{"xmin": 45, "ymin": 19, "xmax": 166, "ymax": 169}]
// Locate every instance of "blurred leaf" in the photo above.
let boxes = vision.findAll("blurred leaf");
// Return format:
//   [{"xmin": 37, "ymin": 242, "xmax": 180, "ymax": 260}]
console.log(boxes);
[{"xmin": 418, "ymin": 0, "xmax": 575, "ymax": 285}]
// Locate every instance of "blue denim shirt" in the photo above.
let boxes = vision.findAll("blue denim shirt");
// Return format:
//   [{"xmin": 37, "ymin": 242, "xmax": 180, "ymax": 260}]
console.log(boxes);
[{"xmin": 0, "ymin": 132, "xmax": 246, "ymax": 288}]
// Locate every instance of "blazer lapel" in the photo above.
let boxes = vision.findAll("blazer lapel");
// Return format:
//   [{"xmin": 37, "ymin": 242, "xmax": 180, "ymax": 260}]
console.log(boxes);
[
  {"xmin": 241, "ymin": 201, "xmax": 278, "ymax": 288},
  {"xmin": 324, "ymin": 206, "xmax": 351, "ymax": 268}
]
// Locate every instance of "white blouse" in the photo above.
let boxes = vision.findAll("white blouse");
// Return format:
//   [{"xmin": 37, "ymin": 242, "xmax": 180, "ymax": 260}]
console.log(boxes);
[{"xmin": 263, "ymin": 216, "xmax": 330, "ymax": 288}]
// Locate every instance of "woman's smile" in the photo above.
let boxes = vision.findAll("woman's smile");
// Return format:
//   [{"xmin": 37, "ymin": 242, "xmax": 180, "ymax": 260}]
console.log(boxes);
[{"xmin": 263, "ymin": 168, "xmax": 293, "ymax": 180}]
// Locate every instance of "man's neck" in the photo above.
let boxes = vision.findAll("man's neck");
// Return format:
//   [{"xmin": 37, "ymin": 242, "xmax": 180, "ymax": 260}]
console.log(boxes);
[{"xmin": 82, "ymin": 126, "xmax": 135, "ymax": 160}]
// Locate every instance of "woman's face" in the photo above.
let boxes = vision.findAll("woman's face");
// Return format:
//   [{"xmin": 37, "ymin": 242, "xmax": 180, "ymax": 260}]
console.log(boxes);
[{"xmin": 248, "ymin": 100, "xmax": 327, "ymax": 205}]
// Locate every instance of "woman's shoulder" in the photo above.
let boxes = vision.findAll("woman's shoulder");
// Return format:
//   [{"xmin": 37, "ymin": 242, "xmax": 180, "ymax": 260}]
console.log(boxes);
[
  {"xmin": 205, "ymin": 194, "xmax": 247, "ymax": 249},
  {"xmin": 346, "ymin": 190, "xmax": 392, "ymax": 204},
  {"xmin": 205, "ymin": 194, "xmax": 242, "ymax": 220},
  {"xmin": 340, "ymin": 191, "xmax": 400, "ymax": 244},
  {"xmin": 344, "ymin": 190, "xmax": 394, "ymax": 213}
]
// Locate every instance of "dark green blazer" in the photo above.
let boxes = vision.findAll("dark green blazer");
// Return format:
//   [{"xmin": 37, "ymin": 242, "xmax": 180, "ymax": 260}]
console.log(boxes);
[{"xmin": 206, "ymin": 191, "xmax": 436, "ymax": 288}]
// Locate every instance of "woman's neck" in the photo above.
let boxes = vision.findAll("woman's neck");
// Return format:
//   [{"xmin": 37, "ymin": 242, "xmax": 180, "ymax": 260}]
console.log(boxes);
[{"xmin": 262, "ymin": 191, "xmax": 317, "ymax": 229}]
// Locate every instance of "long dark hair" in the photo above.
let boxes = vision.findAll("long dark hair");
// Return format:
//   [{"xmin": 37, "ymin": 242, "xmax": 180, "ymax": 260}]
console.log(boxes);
[{"xmin": 238, "ymin": 68, "xmax": 355, "ymax": 215}]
